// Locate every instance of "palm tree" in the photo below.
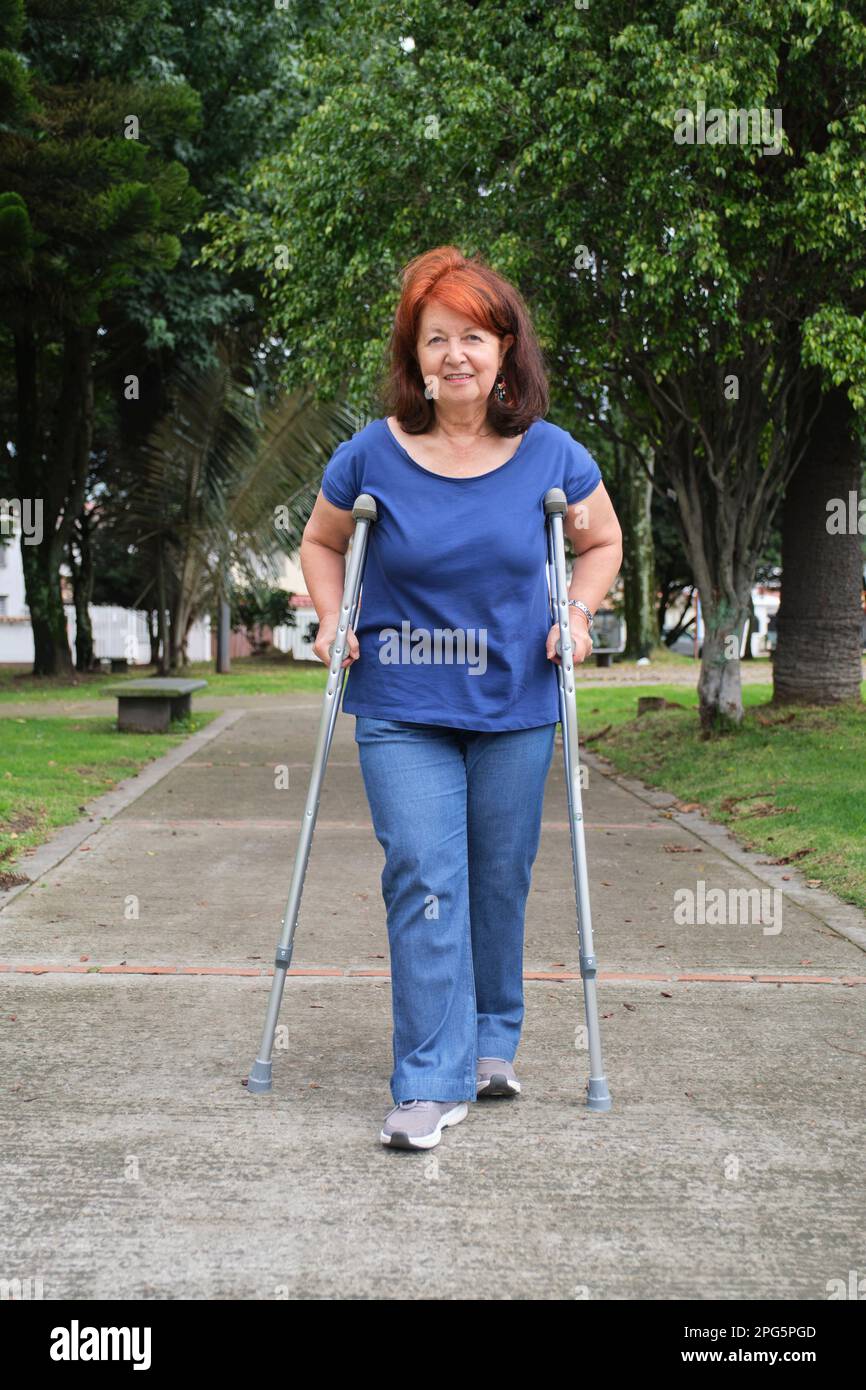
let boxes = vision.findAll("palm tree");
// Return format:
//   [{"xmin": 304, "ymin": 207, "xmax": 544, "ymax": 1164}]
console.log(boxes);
[{"xmin": 123, "ymin": 343, "xmax": 360, "ymax": 672}]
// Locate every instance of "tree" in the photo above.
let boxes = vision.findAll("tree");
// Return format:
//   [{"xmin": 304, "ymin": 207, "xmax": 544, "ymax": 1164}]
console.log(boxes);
[
  {"xmin": 231, "ymin": 581, "xmax": 296, "ymax": 656},
  {"xmin": 126, "ymin": 345, "xmax": 358, "ymax": 672},
  {"xmin": 201, "ymin": 0, "xmax": 866, "ymax": 731},
  {"xmin": 0, "ymin": 0, "xmax": 201, "ymax": 673},
  {"xmin": 0, "ymin": 0, "xmax": 323, "ymax": 674}
]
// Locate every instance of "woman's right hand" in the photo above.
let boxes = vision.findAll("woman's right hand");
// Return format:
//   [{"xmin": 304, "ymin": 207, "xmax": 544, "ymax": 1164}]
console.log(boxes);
[{"xmin": 314, "ymin": 614, "xmax": 360, "ymax": 669}]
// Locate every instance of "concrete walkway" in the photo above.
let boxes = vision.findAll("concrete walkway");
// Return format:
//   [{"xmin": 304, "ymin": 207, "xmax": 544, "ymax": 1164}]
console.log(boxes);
[{"xmin": 1, "ymin": 696, "xmax": 864, "ymax": 1299}]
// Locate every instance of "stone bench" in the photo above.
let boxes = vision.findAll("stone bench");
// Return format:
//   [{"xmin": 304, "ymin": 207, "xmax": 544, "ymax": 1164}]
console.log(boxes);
[{"xmin": 105, "ymin": 678, "xmax": 208, "ymax": 733}]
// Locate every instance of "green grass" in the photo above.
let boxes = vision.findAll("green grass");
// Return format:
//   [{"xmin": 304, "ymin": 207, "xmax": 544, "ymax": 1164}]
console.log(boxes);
[
  {"xmin": 0, "ymin": 656, "xmax": 330, "ymax": 701},
  {"xmin": 3, "ymin": 667, "xmax": 864, "ymax": 917},
  {"xmin": 0, "ymin": 647, "xmax": 725, "ymax": 703},
  {"xmin": 0, "ymin": 712, "xmax": 216, "ymax": 882},
  {"xmin": 574, "ymin": 683, "xmax": 866, "ymax": 912}
]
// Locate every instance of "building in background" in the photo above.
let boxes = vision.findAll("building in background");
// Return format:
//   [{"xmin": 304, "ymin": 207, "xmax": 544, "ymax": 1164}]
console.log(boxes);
[{"xmin": 0, "ymin": 522, "xmax": 211, "ymax": 666}]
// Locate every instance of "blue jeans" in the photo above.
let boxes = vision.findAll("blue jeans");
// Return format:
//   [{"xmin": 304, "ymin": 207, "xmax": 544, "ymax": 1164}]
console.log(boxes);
[{"xmin": 353, "ymin": 715, "xmax": 557, "ymax": 1104}]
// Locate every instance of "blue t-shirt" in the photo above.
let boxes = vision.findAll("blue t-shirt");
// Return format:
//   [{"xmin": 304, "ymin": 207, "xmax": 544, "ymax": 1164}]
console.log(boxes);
[{"xmin": 319, "ymin": 416, "xmax": 602, "ymax": 732}]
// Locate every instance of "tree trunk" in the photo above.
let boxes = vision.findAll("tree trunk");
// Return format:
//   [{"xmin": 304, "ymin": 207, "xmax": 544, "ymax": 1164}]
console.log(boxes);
[
  {"xmin": 216, "ymin": 593, "xmax": 231, "ymax": 673},
  {"xmin": 742, "ymin": 594, "xmax": 756, "ymax": 660},
  {"xmin": 671, "ymin": 459, "xmax": 753, "ymax": 733},
  {"xmin": 155, "ymin": 539, "xmax": 169, "ymax": 676},
  {"xmin": 11, "ymin": 326, "xmax": 94, "ymax": 675},
  {"xmin": 620, "ymin": 446, "xmax": 658, "ymax": 657},
  {"xmin": 773, "ymin": 386, "xmax": 863, "ymax": 704},
  {"xmin": 696, "ymin": 586, "xmax": 752, "ymax": 733},
  {"xmin": 168, "ymin": 598, "xmax": 187, "ymax": 673},
  {"xmin": 70, "ymin": 509, "xmax": 95, "ymax": 671},
  {"xmin": 12, "ymin": 328, "xmax": 73, "ymax": 675},
  {"xmin": 147, "ymin": 609, "xmax": 159, "ymax": 667},
  {"xmin": 19, "ymin": 539, "xmax": 74, "ymax": 676}
]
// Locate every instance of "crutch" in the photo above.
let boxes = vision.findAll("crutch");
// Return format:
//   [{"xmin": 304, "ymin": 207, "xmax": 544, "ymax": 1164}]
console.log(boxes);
[
  {"xmin": 544, "ymin": 487, "xmax": 612, "ymax": 1111},
  {"xmin": 246, "ymin": 493, "xmax": 378, "ymax": 1094}
]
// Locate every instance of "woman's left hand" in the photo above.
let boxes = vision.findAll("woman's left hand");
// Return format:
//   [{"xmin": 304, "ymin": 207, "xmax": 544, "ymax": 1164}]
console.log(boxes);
[{"xmin": 546, "ymin": 615, "xmax": 593, "ymax": 666}]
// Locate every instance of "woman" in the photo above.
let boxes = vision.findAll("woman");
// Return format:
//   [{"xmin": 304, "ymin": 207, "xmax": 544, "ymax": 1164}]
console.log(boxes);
[{"xmin": 300, "ymin": 246, "xmax": 622, "ymax": 1151}]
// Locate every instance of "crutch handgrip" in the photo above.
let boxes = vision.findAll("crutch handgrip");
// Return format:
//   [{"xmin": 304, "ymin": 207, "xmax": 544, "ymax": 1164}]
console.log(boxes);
[
  {"xmin": 327, "ymin": 495, "xmax": 376, "ymax": 661},
  {"xmin": 543, "ymin": 486, "xmax": 568, "ymax": 516},
  {"xmin": 352, "ymin": 493, "xmax": 378, "ymax": 522}
]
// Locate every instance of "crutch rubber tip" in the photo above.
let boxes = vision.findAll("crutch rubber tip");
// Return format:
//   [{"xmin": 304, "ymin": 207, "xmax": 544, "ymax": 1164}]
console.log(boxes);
[
  {"xmin": 245, "ymin": 1059, "xmax": 273, "ymax": 1094},
  {"xmin": 585, "ymin": 1077, "xmax": 612, "ymax": 1111}
]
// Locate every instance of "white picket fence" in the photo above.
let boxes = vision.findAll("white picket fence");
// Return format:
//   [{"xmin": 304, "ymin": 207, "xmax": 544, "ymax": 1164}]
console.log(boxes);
[
  {"xmin": 271, "ymin": 606, "xmax": 320, "ymax": 661},
  {"xmin": 0, "ymin": 605, "xmax": 212, "ymax": 666}
]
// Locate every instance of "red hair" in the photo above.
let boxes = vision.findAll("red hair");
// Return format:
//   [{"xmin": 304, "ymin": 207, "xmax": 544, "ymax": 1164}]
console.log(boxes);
[{"xmin": 376, "ymin": 245, "xmax": 549, "ymax": 435}]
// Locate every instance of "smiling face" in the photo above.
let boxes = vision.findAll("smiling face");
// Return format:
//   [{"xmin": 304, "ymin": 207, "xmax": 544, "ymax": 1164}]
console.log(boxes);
[{"xmin": 415, "ymin": 299, "xmax": 513, "ymax": 406}]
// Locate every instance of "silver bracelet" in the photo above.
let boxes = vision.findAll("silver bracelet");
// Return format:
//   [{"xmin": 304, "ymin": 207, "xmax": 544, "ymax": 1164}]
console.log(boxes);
[{"xmin": 567, "ymin": 599, "xmax": 594, "ymax": 633}]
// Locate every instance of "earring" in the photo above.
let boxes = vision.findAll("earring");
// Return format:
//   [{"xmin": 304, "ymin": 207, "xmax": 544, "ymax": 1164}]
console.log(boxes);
[{"xmin": 494, "ymin": 371, "xmax": 507, "ymax": 403}]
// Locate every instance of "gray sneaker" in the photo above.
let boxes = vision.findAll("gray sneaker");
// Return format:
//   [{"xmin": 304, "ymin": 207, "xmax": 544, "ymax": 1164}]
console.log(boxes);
[
  {"xmin": 380, "ymin": 1099, "xmax": 469, "ymax": 1150},
  {"xmin": 476, "ymin": 1057, "xmax": 521, "ymax": 1097}
]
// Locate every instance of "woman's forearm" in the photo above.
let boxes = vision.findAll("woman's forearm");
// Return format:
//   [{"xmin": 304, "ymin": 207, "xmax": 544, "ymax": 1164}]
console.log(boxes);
[
  {"xmin": 568, "ymin": 540, "xmax": 623, "ymax": 614},
  {"xmin": 300, "ymin": 537, "xmax": 347, "ymax": 624}
]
